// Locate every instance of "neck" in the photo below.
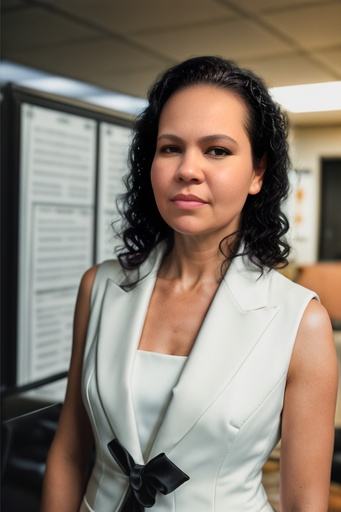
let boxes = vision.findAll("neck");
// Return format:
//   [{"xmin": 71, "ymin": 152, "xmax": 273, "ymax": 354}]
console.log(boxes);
[{"xmin": 159, "ymin": 233, "xmax": 237, "ymax": 289}]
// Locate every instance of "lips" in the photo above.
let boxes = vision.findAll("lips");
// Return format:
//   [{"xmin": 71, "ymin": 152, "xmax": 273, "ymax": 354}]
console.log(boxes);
[{"xmin": 171, "ymin": 193, "xmax": 207, "ymax": 209}]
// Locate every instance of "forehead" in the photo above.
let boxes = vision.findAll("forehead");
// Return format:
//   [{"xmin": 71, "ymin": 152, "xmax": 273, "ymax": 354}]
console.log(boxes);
[{"xmin": 159, "ymin": 85, "xmax": 250, "ymax": 135}]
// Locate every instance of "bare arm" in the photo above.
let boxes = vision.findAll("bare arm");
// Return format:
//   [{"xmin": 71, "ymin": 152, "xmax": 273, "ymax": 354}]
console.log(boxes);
[
  {"xmin": 40, "ymin": 265, "xmax": 98, "ymax": 512},
  {"xmin": 280, "ymin": 299, "xmax": 338, "ymax": 511}
]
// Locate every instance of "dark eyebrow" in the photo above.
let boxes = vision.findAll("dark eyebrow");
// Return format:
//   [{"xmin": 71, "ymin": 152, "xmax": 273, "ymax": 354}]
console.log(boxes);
[
  {"xmin": 157, "ymin": 133, "xmax": 238, "ymax": 146},
  {"xmin": 200, "ymin": 134, "xmax": 238, "ymax": 146}
]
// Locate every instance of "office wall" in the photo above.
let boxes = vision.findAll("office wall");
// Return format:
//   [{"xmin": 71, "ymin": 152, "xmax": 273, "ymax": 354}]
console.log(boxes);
[{"xmin": 288, "ymin": 124, "xmax": 341, "ymax": 264}]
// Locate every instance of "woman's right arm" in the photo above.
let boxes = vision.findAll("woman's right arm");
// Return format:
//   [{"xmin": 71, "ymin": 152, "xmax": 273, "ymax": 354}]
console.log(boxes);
[{"xmin": 40, "ymin": 265, "xmax": 99, "ymax": 512}]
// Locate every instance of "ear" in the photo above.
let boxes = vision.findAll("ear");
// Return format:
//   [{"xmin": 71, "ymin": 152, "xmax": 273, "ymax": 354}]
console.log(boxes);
[{"xmin": 249, "ymin": 154, "xmax": 266, "ymax": 195}]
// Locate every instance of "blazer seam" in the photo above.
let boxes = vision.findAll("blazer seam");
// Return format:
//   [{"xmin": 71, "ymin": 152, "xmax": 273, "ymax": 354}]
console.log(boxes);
[
  {"xmin": 213, "ymin": 424, "xmax": 241, "ymax": 508},
  {"xmin": 237, "ymin": 371, "xmax": 286, "ymax": 430},
  {"xmin": 214, "ymin": 374, "xmax": 285, "ymax": 509}
]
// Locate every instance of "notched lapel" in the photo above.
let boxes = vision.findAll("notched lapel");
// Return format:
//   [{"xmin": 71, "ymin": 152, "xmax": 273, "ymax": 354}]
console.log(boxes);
[
  {"xmin": 149, "ymin": 256, "xmax": 279, "ymax": 458},
  {"xmin": 96, "ymin": 275, "xmax": 157, "ymax": 464}
]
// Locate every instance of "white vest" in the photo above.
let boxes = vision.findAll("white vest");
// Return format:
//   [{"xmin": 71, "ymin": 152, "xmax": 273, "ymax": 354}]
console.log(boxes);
[{"xmin": 80, "ymin": 245, "xmax": 317, "ymax": 512}]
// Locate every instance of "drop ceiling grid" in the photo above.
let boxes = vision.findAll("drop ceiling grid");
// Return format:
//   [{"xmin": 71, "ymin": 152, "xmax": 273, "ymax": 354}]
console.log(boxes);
[
  {"xmin": 128, "ymin": 17, "xmax": 293, "ymax": 62},
  {"xmin": 222, "ymin": 0, "xmax": 337, "ymax": 13},
  {"xmin": 50, "ymin": 0, "xmax": 237, "ymax": 34},
  {"xmin": 2, "ymin": 0, "xmax": 341, "ymax": 96},
  {"xmin": 261, "ymin": 2, "xmax": 341, "ymax": 49},
  {"xmin": 240, "ymin": 53, "xmax": 337, "ymax": 87},
  {"xmin": 314, "ymin": 46, "xmax": 341, "ymax": 76},
  {"xmin": 2, "ymin": 7, "xmax": 101, "ymax": 52}
]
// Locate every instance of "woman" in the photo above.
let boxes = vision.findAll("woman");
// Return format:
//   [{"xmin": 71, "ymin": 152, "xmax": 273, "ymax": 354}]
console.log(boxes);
[{"xmin": 41, "ymin": 56, "xmax": 338, "ymax": 511}]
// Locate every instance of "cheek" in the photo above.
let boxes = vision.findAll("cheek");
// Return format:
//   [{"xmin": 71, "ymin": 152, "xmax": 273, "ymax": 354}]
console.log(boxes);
[{"xmin": 214, "ymin": 173, "xmax": 251, "ymax": 199}]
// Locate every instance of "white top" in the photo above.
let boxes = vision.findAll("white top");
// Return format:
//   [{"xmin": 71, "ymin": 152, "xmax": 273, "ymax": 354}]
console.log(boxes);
[{"xmin": 132, "ymin": 350, "xmax": 187, "ymax": 459}]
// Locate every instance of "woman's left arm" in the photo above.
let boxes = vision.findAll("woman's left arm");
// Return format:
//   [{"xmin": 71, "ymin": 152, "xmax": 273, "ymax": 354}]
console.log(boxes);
[{"xmin": 280, "ymin": 299, "xmax": 338, "ymax": 512}]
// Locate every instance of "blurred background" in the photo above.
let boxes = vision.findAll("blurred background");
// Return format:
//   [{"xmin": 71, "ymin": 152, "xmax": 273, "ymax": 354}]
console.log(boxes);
[{"xmin": 1, "ymin": 1, "xmax": 341, "ymax": 510}]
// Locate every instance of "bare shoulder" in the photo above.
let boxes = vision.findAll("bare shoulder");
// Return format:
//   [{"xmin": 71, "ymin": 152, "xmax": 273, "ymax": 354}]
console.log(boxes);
[
  {"xmin": 79, "ymin": 264, "xmax": 100, "ymax": 296},
  {"xmin": 73, "ymin": 264, "xmax": 100, "ymax": 334},
  {"xmin": 76, "ymin": 264, "xmax": 103, "ymax": 307},
  {"xmin": 299, "ymin": 297, "xmax": 332, "ymax": 329},
  {"xmin": 288, "ymin": 298, "xmax": 337, "ymax": 382}
]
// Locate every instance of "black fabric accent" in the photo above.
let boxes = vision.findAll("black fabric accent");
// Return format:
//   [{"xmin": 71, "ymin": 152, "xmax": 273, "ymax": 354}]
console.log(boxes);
[{"xmin": 107, "ymin": 438, "xmax": 189, "ymax": 511}]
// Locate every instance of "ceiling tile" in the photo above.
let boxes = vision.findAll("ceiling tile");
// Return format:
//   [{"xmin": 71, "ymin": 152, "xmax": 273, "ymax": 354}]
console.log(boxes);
[
  {"xmin": 92, "ymin": 67, "xmax": 166, "ymax": 97},
  {"xmin": 226, "ymin": 0, "xmax": 324, "ymax": 12},
  {"xmin": 263, "ymin": 3, "xmax": 341, "ymax": 49},
  {"xmin": 315, "ymin": 46, "xmax": 341, "ymax": 76},
  {"xmin": 2, "ymin": 7, "xmax": 101, "ymax": 52},
  {"xmin": 240, "ymin": 53, "xmax": 337, "ymax": 87},
  {"xmin": 1, "ymin": 0, "xmax": 27, "ymax": 8},
  {"xmin": 39, "ymin": 0, "xmax": 236, "ymax": 33},
  {"xmin": 129, "ymin": 18, "xmax": 292, "ymax": 62},
  {"xmin": 6, "ymin": 38, "xmax": 171, "ymax": 85}
]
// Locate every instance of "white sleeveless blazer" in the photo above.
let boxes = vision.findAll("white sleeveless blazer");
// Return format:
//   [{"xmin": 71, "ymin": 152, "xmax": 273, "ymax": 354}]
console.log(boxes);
[{"xmin": 80, "ymin": 244, "xmax": 317, "ymax": 512}]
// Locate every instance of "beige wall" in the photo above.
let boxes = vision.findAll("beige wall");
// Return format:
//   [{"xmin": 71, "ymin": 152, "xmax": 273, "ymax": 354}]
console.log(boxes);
[{"xmin": 288, "ymin": 124, "xmax": 341, "ymax": 264}]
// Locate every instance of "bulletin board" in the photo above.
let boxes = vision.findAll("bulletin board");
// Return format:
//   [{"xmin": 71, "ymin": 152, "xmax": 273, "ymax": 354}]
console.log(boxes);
[{"xmin": 1, "ymin": 85, "xmax": 134, "ymax": 400}]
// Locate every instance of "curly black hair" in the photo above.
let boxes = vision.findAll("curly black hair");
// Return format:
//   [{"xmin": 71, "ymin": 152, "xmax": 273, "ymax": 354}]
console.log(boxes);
[{"xmin": 116, "ymin": 56, "xmax": 290, "ymax": 275}]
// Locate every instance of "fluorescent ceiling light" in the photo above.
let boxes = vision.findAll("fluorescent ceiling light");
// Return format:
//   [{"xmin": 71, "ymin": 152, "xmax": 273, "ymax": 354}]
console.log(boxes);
[
  {"xmin": 0, "ymin": 61, "xmax": 146, "ymax": 115},
  {"xmin": 270, "ymin": 82, "xmax": 341, "ymax": 113},
  {"xmin": 84, "ymin": 93, "xmax": 147, "ymax": 115},
  {"xmin": 0, "ymin": 61, "xmax": 50, "ymax": 84},
  {"xmin": 20, "ymin": 76, "xmax": 103, "ymax": 97}
]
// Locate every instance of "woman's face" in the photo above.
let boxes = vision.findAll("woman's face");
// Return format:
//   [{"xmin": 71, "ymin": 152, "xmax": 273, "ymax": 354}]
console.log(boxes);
[{"xmin": 151, "ymin": 85, "xmax": 265, "ymax": 245}]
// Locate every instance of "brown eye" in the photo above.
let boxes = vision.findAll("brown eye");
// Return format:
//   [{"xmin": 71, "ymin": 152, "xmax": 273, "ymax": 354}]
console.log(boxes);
[
  {"xmin": 161, "ymin": 145, "xmax": 181, "ymax": 154},
  {"xmin": 206, "ymin": 147, "xmax": 231, "ymax": 157}
]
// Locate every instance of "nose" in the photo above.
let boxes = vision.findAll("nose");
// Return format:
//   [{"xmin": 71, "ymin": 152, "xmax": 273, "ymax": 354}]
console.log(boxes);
[{"xmin": 175, "ymin": 151, "xmax": 205, "ymax": 183}]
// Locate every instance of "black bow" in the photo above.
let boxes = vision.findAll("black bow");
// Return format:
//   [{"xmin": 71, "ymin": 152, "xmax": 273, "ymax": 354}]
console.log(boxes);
[{"xmin": 107, "ymin": 438, "xmax": 189, "ymax": 511}]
